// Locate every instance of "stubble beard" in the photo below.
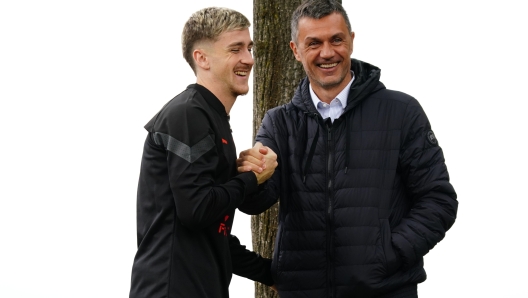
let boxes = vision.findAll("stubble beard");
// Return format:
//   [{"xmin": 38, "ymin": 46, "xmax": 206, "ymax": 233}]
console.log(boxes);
[
  {"xmin": 312, "ymin": 66, "xmax": 350, "ymax": 90},
  {"xmin": 314, "ymin": 74, "xmax": 345, "ymax": 90},
  {"xmin": 231, "ymin": 84, "xmax": 249, "ymax": 98}
]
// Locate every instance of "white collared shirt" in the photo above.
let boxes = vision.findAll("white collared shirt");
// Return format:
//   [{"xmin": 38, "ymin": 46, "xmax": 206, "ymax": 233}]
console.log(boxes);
[{"xmin": 310, "ymin": 71, "xmax": 355, "ymax": 123}]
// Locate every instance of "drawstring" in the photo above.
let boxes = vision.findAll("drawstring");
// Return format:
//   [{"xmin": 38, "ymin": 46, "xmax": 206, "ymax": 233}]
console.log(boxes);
[{"xmin": 302, "ymin": 113, "xmax": 319, "ymax": 183}]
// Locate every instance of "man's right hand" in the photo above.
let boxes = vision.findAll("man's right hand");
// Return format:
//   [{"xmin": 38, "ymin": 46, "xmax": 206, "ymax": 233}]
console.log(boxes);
[{"xmin": 237, "ymin": 142, "xmax": 278, "ymax": 185}]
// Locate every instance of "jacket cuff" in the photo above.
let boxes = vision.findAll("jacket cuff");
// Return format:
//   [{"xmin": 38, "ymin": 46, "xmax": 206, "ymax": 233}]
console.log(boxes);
[
  {"xmin": 255, "ymin": 258, "xmax": 274, "ymax": 286},
  {"xmin": 235, "ymin": 171, "xmax": 259, "ymax": 196}
]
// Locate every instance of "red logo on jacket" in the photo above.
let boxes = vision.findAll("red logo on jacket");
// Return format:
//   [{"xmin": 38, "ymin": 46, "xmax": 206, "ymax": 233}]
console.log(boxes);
[
  {"xmin": 218, "ymin": 215, "xmax": 230, "ymax": 236},
  {"xmin": 221, "ymin": 138, "xmax": 228, "ymax": 145}
]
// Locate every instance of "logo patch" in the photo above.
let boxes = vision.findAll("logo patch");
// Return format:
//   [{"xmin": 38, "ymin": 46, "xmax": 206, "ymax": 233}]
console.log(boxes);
[
  {"xmin": 427, "ymin": 130, "xmax": 438, "ymax": 146},
  {"xmin": 221, "ymin": 138, "xmax": 228, "ymax": 145},
  {"xmin": 218, "ymin": 215, "xmax": 230, "ymax": 236}
]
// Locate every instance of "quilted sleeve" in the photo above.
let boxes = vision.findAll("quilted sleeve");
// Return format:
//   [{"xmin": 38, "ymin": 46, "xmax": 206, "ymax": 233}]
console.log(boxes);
[{"xmin": 391, "ymin": 98, "xmax": 458, "ymax": 270}]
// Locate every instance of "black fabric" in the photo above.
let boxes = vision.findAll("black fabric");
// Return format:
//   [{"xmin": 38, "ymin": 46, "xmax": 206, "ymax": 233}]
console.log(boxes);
[
  {"xmin": 130, "ymin": 84, "xmax": 272, "ymax": 298},
  {"xmin": 376, "ymin": 284, "xmax": 417, "ymax": 298},
  {"xmin": 241, "ymin": 59, "xmax": 458, "ymax": 297}
]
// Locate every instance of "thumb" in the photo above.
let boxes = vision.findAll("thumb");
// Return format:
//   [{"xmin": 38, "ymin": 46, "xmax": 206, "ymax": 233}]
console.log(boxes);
[
  {"xmin": 254, "ymin": 142, "xmax": 267, "ymax": 155},
  {"xmin": 258, "ymin": 146, "xmax": 269, "ymax": 155}
]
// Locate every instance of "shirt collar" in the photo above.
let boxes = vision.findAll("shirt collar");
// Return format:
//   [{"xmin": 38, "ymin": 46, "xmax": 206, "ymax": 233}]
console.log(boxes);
[{"xmin": 309, "ymin": 71, "xmax": 355, "ymax": 110}]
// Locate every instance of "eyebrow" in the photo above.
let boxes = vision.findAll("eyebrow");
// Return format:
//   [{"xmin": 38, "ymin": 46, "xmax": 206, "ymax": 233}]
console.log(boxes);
[
  {"xmin": 304, "ymin": 32, "xmax": 346, "ymax": 42},
  {"xmin": 227, "ymin": 41, "xmax": 254, "ymax": 47}
]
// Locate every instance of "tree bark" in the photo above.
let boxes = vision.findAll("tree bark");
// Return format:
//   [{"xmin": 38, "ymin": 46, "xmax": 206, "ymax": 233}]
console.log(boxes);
[
  {"xmin": 251, "ymin": 1, "xmax": 341, "ymax": 297},
  {"xmin": 252, "ymin": 1, "xmax": 303, "ymax": 297}
]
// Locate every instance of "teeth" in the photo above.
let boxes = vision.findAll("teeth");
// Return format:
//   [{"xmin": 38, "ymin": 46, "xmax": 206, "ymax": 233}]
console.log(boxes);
[
  {"xmin": 320, "ymin": 63, "xmax": 337, "ymax": 68},
  {"xmin": 235, "ymin": 71, "xmax": 248, "ymax": 76}
]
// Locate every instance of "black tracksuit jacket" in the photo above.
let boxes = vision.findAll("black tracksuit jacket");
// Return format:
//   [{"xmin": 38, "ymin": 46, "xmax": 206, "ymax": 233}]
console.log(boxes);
[
  {"xmin": 129, "ymin": 84, "xmax": 273, "ymax": 298},
  {"xmin": 240, "ymin": 59, "xmax": 458, "ymax": 298}
]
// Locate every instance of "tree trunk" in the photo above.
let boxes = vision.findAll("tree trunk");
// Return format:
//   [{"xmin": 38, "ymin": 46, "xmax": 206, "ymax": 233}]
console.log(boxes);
[
  {"xmin": 251, "ymin": 1, "xmax": 341, "ymax": 297},
  {"xmin": 251, "ymin": 2, "xmax": 303, "ymax": 297}
]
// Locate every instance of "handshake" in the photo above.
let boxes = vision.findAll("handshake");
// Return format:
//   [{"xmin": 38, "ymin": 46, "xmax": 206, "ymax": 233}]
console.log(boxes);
[{"xmin": 237, "ymin": 142, "xmax": 278, "ymax": 185}]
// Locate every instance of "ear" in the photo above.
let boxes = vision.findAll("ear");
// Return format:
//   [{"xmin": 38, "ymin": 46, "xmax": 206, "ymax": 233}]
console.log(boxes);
[
  {"xmin": 193, "ymin": 48, "xmax": 209, "ymax": 70},
  {"xmin": 290, "ymin": 41, "xmax": 302, "ymax": 62},
  {"xmin": 350, "ymin": 31, "xmax": 355, "ymax": 54}
]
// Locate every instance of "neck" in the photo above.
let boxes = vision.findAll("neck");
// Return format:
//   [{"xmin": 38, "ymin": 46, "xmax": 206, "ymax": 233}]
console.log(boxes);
[
  {"xmin": 196, "ymin": 78, "xmax": 236, "ymax": 114},
  {"xmin": 312, "ymin": 88, "xmax": 340, "ymax": 104}
]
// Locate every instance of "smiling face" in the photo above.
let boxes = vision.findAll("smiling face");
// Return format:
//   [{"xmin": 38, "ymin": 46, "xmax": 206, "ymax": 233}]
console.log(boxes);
[
  {"xmin": 290, "ymin": 13, "xmax": 354, "ymax": 100},
  {"xmin": 197, "ymin": 28, "xmax": 254, "ymax": 103}
]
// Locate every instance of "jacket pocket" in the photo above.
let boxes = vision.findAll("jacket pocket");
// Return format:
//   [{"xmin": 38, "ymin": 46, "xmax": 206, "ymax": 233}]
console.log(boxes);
[{"xmin": 380, "ymin": 219, "xmax": 402, "ymax": 276}]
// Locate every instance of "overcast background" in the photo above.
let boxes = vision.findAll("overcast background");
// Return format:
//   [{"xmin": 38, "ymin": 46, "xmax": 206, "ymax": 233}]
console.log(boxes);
[{"xmin": 1, "ymin": 1, "xmax": 527, "ymax": 297}]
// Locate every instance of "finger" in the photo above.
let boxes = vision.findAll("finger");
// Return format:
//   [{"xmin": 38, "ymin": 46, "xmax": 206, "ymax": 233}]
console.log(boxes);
[
  {"xmin": 238, "ymin": 150, "xmax": 248, "ymax": 158},
  {"xmin": 246, "ymin": 154, "xmax": 265, "ymax": 166},
  {"xmin": 238, "ymin": 165, "xmax": 263, "ymax": 174},
  {"xmin": 246, "ymin": 149, "xmax": 265, "ymax": 160},
  {"xmin": 237, "ymin": 153, "xmax": 262, "ymax": 166},
  {"xmin": 237, "ymin": 166, "xmax": 248, "ymax": 173},
  {"xmin": 240, "ymin": 161, "xmax": 264, "ymax": 173}
]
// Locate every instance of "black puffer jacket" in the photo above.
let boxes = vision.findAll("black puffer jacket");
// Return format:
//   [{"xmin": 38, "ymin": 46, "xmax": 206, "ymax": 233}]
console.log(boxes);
[{"xmin": 241, "ymin": 59, "xmax": 458, "ymax": 297}]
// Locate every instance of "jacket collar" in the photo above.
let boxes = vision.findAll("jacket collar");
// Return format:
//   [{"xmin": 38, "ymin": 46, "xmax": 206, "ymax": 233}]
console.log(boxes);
[{"xmin": 189, "ymin": 83, "xmax": 229, "ymax": 117}]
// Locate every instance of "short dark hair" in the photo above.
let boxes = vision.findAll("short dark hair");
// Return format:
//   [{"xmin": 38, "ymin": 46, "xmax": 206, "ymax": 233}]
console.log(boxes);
[{"xmin": 291, "ymin": 0, "xmax": 352, "ymax": 43}]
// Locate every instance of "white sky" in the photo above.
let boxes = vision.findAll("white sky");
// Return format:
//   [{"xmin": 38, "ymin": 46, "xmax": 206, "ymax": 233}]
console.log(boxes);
[{"xmin": 1, "ymin": 1, "xmax": 527, "ymax": 297}]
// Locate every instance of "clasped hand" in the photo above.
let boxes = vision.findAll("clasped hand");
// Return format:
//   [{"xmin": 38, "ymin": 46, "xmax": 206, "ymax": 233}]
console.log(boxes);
[{"xmin": 237, "ymin": 142, "xmax": 278, "ymax": 185}]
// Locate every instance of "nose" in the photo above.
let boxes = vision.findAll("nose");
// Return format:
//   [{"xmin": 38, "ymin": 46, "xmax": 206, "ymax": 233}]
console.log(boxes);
[
  {"xmin": 241, "ymin": 48, "xmax": 254, "ymax": 66},
  {"xmin": 320, "ymin": 42, "xmax": 334, "ymax": 59}
]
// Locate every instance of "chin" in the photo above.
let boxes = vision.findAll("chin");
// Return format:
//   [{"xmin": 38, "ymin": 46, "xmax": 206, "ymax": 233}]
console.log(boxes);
[
  {"xmin": 315, "ymin": 78, "xmax": 342, "ymax": 89},
  {"xmin": 234, "ymin": 91, "xmax": 249, "ymax": 97},
  {"xmin": 233, "ymin": 86, "xmax": 250, "ymax": 97}
]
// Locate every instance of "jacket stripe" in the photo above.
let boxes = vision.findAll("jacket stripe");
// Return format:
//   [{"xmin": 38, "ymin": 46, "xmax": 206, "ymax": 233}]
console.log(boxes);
[{"xmin": 153, "ymin": 132, "xmax": 215, "ymax": 163}]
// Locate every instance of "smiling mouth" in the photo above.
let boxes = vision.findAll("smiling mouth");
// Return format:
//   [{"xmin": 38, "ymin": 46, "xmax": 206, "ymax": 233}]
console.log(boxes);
[
  {"xmin": 235, "ymin": 71, "xmax": 249, "ymax": 76},
  {"xmin": 319, "ymin": 62, "xmax": 338, "ymax": 69}
]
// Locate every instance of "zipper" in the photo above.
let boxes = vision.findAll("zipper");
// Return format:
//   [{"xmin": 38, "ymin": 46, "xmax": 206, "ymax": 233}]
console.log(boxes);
[{"xmin": 326, "ymin": 125, "xmax": 335, "ymax": 298}]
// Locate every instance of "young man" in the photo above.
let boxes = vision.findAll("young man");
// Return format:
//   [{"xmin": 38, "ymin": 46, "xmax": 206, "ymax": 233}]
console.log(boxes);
[
  {"xmin": 129, "ymin": 7, "xmax": 277, "ymax": 298},
  {"xmin": 238, "ymin": 1, "xmax": 458, "ymax": 297}
]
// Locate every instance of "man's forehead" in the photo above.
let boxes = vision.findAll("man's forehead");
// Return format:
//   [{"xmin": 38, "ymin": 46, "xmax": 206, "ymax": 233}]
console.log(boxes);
[
  {"xmin": 217, "ymin": 29, "xmax": 253, "ymax": 46},
  {"xmin": 298, "ymin": 15, "xmax": 349, "ymax": 36}
]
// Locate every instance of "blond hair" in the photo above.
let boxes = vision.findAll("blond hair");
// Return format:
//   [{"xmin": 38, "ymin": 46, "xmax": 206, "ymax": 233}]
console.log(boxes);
[{"xmin": 182, "ymin": 7, "xmax": 250, "ymax": 73}]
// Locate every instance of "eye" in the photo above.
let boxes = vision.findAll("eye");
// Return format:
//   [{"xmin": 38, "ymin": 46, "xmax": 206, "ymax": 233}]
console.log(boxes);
[
  {"xmin": 231, "ymin": 48, "xmax": 240, "ymax": 53},
  {"xmin": 332, "ymin": 37, "xmax": 343, "ymax": 44}
]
